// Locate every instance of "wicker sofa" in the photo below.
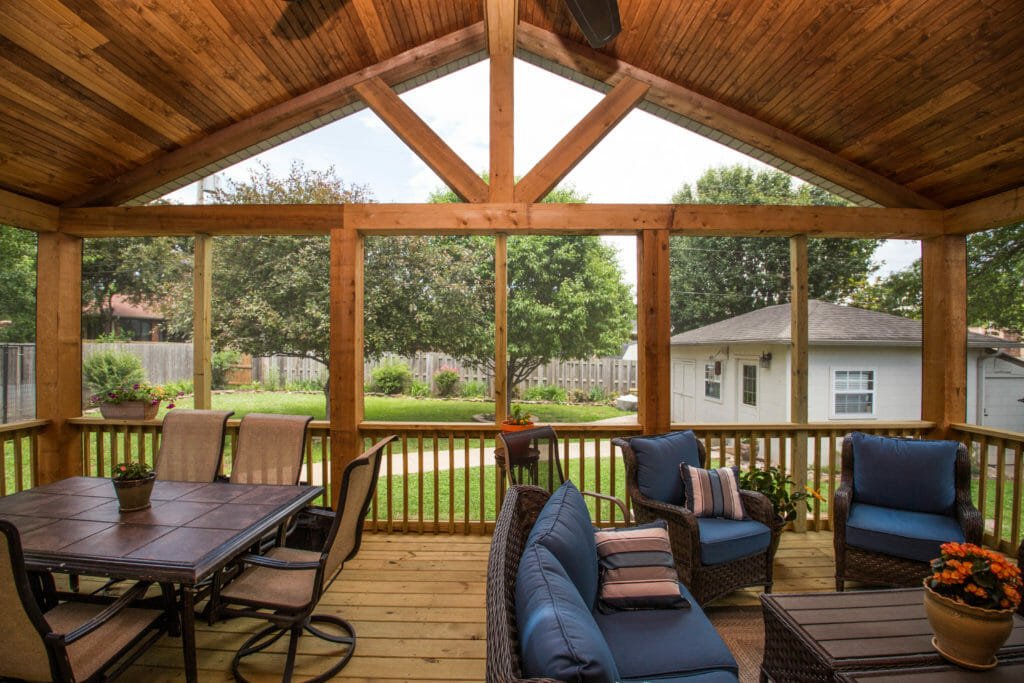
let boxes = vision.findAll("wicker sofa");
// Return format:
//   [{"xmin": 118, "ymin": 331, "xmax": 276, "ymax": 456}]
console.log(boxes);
[{"xmin": 486, "ymin": 482, "xmax": 739, "ymax": 683}]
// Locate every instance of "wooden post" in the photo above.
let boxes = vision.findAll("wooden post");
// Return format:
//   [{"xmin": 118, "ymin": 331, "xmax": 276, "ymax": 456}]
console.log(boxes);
[
  {"xmin": 921, "ymin": 234, "xmax": 967, "ymax": 437},
  {"xmin": 790, "ymin": 235, "xmax": 809, "ymax": 532},
  {"xmin": 330, "ymin": 220, "xmax": 364, "ymax": 506},
  {"xmin": 36, "ymin": 232, "xmax": 83, "ymax": 483},
  {"xmin": 192, "ymin": 234, "xmax": 212, "ymax": 409},
  {"xmin": 638, "ymin": 229, "xmax": 670, "ymax": 434},
  {"xmin": 494, "ymin": 235, "xmax": 508, "ymax": 423}
]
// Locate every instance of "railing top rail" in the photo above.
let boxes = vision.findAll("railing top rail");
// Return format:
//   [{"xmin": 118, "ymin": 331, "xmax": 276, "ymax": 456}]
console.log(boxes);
[
  {"xmin": 951, "ymin": 423, "xmax": 1024, "ymax": 441},
  {"xmin": 673, "ymin": 421, "xmax": 934, "ymax": 432},
  {"xmin": 0, "ymin": 419, "xmax": 49, "ymax": 434}
]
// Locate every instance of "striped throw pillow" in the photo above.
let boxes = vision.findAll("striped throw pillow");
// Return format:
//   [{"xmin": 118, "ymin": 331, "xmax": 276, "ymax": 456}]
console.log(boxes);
[
  {"xmin": 679, "ymin": 463, "xmax": 745, "ymax": 520},
  {"xmin": 594, "ymin": 520, "xmax": 690, "ymax": 612}
]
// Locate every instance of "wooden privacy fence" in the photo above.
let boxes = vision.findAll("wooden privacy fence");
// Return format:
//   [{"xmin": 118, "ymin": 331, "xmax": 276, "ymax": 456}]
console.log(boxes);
[{"xmin": 1, "ymin": 343, "xmax": 35, "ymax": 424}]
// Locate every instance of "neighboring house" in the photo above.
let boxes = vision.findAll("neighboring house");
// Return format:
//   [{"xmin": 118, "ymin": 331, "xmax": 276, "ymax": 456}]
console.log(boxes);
[
  {"xmin": 82, "ymin": 294, "xmax": 166, "ymax": 341},
  {"xmin": 670, "ymin": 300, "xmax": 1024, "ymax": 431}
]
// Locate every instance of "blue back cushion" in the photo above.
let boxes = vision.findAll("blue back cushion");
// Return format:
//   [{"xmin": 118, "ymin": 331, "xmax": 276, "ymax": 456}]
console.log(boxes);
[
  {"xmin": 525, "ymin": 480, "xmax": 599, "ymax": 608},
  {"xmin": 630, "ymin": 431, "xmax": 702, "ymax": 505},
  {"xmin": 851, "ymin": 432, "xmax": 958, "ymax": 514},
  {"xmin": 516, "ymin": 544, "xmax": 621, "ymax": 682}
]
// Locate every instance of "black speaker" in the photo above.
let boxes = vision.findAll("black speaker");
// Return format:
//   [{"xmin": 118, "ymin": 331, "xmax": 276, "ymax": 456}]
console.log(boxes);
[{"xmin": 564, "ymin": 0, "xmax": 621, "ymax": 49}]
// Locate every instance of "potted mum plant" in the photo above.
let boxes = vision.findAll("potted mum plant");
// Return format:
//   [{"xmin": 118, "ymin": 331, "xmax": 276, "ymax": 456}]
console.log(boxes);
[
  {"xmin": 500, "ymin": 404, "xmax": 535, "ymax": 433},
  {"xmin": 111, "ymin": 460, "xmax": 156, "ymax": 512},
  {"xmin": 90, "ymin": 382, "xmax": 178, "ymax": 420},
  {"xmin": 924, "ymin": 542, "xmax": 1022, "ymax": 669}
]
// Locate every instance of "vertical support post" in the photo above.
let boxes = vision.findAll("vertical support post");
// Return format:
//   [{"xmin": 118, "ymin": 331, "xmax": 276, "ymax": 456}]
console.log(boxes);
[
  {"xmin": 36, "ymin": 232, "xmax": 82, "ymax": 483},
  {"xmin": 494, "ymin": 236, "xmax": 508, "ymax": 422},
  {"xmin": 790, "ymin": 235, "xmax": 809, "ymax": 532},
  {"xmin": 330, "ymin": 216, "xmax": 363, "ymax": 507},
  {"xmin": 638, "ymin": 229, "xmax": 671, "ymax": 434},
  {"xmin": 192, "ymin": 234, "xmax": 212, "ymax": 409},
  {"xmin": 922, "ymin": 235, "xmax": 967, "ymax": 437}
]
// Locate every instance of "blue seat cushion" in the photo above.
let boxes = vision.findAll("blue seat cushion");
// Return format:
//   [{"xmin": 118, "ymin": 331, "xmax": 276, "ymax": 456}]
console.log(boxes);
[
  {"xmin": 630, "ymin": 431, "xmax": 702, "ymax": 505},
  {"xmin": 697, "ymin": 518, "xmax": 771, "ymax": 566},
  {"xmin": 851, "ymin": 432, "xmax": 959, "ymax": 514},
  {"xmin": 621, "ymin": 672, "xmax": 738, "ymax": 683},
  {"xmin": 525, "ymin": 480, "xmax": 599, "ymax": 608},
  {"xmin": 516, "ymin": 544, "xmax": 620, "ymax": 682},
  {"xmin": 595, "ymin": 581, "xmax": 738, "ymax": 680},
  {"xmin": 846, "ymin": 502, "xmax": 966, "ymax": 563}
]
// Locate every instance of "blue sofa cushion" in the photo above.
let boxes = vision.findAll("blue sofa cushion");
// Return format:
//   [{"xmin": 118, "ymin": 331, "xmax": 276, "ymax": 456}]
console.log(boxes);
[
  {"xmin": 851, "ymin": 432, "xmax": 958, "ymax": 514},
  {"xmin": 595, "ymin": 581, "xmax": 738, "ymax": 680},
  {"xmin": 622, "ymin": 673, "xmax": 738, "ymax": 683},
  {"xmin": 846, "ymin": 502, "xmax": 966, "ymax": 563},
  {"xmin": 516, "ymin": 543, "xmax": 621, "ymax": 682},
  {"xmin": 525, "ymin": 480, "xmax": 599, "ymax": 608},
  {"xmin": 697, "ymin": 518, "xmax": 771, "ymax": 566},
  {"xmin": 631, "ymin": 431, "xmax": 702, "ymax": 505}
]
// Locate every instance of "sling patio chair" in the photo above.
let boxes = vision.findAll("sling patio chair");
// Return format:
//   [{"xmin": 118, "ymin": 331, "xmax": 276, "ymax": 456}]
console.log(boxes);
[
  {"xmin": 228, "ymin": 413, "xmax": 313, "ymax": 486},
  {"xmin": 155, "ymin": 409, "xmax": 234, "ymax": 482},
  {"xmin": 206, "ymin": 435, "xmax": 396, "ymax": 682}
]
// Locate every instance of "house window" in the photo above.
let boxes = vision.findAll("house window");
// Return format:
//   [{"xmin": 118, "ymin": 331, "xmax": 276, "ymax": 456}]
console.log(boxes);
[
  {"xmin": 704, "ymin": 363, "xmax": 722, "ymax": 399},
  {"xmin": 742, "ymin": 363, "xmax": 757, "ymax": 406},
  {"xmin": 833, "ymin": 369, "xmax": 875, "ymax": 416}
]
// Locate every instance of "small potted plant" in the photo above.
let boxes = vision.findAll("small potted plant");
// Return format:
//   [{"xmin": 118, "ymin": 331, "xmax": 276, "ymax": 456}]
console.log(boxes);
[
  {"xmin": 924, "ymin": 542, "xmax": 1022, "ymax": 669},
  {"xmin": 500, "ymin": 404, "xmax": 535, "ymax": 432},
  {"xmin": 90, "ymin": 382, "xmax": 178, "ymax": 420},
  {"xmin": 738, "ymin": 466, "xmax": 823, "ymax": 554},
  {"xmin": 111, "ymin": 461, "xmax": 156, "ymax": 512}
]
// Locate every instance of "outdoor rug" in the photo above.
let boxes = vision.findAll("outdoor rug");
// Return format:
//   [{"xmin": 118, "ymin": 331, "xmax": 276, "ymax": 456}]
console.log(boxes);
[{"xmin": 705, "ymin": 606, "xmax": 765, "ymax": 683}]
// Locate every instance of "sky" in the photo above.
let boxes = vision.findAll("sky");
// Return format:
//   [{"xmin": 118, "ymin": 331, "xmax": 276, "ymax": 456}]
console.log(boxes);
[{"xmin": 166, "ymin": 59, "xmax": 919, "ymax": 286}]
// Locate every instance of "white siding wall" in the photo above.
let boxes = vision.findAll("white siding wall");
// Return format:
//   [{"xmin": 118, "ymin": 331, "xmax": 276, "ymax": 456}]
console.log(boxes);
[
  {"xmin": 808, "ymin": 347, "xmax": 922, "ymax": 422},
  {"xmin": 670, "ymin": 344, "xmax": 788, "ymax": 423}
]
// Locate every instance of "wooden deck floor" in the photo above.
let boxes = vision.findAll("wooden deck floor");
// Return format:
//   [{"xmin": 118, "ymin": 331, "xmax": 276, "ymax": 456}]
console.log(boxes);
[{"xmin": 123, "ymin": 530, "xmax": 836, "ymax": 682}]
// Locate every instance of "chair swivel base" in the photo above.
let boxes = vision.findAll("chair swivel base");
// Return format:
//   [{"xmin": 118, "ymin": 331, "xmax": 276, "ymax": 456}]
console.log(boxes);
[{"xmin": 232, "ymin": 614, "xmax": 356, "ymax": 683}]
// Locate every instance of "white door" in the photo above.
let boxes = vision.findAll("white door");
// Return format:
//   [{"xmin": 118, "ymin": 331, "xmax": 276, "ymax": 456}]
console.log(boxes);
[
  {"xmin": 671, "ymin": 360, "xmax": 695, "ymax": 422},
  {"xmin": 983, "ymin": 376, "xmax": 1024, "ymax": 432},
  {"xmin": 736, "ymin": 360, "xmax": 759, "ymax": 422}
]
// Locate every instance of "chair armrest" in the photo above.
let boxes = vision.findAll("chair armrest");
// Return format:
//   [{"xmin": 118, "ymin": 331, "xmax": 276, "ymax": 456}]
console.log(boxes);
[
  {"xmin": 237, "ymin": 553, "xmax": 321, "ymax": 571},
  {"xmin": 61, "ymin": 581, "xmax": 153, "ymax": 645},
  {"xmin": 957, "ymin": 499, "xmax": 983, "ymax": 544},
  {"xmin": 739, "ymin": 489, "xmax": 774, "ymax": 527},
  {"xmin": 581, "ymin": 490, "xmax": 631, "ymax": 525}
]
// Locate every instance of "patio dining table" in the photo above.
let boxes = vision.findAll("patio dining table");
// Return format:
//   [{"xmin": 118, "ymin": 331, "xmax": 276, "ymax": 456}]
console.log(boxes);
[{"xmin": 0, "ymin": 475, "xmax": 323, "ymax": 683}]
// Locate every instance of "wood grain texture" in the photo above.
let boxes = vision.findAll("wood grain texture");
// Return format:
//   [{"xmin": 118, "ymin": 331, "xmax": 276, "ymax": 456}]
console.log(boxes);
[
  {"xmin": 943, "ymin": 186, "xmax": 1024, "ymax": 234},
  {"xmin": 486, "ymin": 0, "xmax": 516, "ymax": 203},
  {"xmin": 192, "ymin": 234, "xmax": 212, "ymax": 409},
  {"xmin": 638, "ymin": 229, "xmax": 670, "ymax": 433},
  {"xmin": 0, "ymin": 188, "xmax": 58, "ymax": 232},
  {"xmin": 921, "ymin": 235, "xmax": 967, "ymax": 437}
]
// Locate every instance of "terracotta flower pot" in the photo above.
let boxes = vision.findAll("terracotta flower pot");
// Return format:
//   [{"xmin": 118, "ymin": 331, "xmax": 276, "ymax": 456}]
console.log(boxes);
[
  {"xmin": 923, "ymin": 580, "xmax": 1015, "ymax": 670},
  {"xmin": 100, "ymin": 400, "xmax": 160, "ymax": 420},
  {"xmin": 500, "ymin": 421, "xmax": 535, "ymax": 433},
  {"xmin": 112, "ymin": 473, "xmax": 156, "ymax": 512}
]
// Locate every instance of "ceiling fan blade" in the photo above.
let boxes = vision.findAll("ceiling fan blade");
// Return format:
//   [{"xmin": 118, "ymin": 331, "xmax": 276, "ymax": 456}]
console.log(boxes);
[{"xmin": 564, "ymin": 0, "xmax": 621, "ymax": 48}]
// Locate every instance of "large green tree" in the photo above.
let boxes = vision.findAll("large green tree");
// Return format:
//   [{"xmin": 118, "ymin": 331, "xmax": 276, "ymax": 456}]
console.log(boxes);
[
  {"xmin": 0, "ymin": 225, "xmax": 36, "ymax": 342},
  {"xmin": 669, "ymin": 165, "xmax": 880, "ymax": 331}
]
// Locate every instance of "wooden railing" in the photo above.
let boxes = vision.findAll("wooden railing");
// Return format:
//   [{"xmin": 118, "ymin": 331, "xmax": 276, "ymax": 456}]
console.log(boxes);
[
  {"xmin": 0, "ymin": 419, "xmax": 47, "ymax": 495},
  {"xmin": 951, "ymin": 423, "xmax": 1024, "ymax": 555}
]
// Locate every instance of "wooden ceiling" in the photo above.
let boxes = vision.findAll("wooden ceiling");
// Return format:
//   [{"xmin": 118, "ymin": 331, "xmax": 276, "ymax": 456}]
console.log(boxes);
[{"xmin": 1, "ymin": 0, "xmax": 1021, "ymax": 210}]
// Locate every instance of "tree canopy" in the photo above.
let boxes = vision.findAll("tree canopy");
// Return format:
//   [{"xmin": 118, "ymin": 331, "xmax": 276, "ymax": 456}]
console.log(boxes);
[
  {"xmin": 669, "ymin": 165, "xmax": 880, "ymax": 332},
  {"xmin": 0, "ymin": 225, "xmax": 36, "ymax": 342}
]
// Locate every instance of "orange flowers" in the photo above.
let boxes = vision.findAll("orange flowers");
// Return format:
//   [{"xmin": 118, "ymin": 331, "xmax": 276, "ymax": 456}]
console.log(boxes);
[{"xmin": 927, "ymin": 542, "xmax": 1022, "ymax": 611}]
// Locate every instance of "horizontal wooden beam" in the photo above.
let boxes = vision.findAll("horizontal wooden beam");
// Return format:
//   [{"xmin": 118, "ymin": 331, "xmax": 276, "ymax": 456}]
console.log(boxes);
[
  {"xmin": 943, "ymin": 186, "xmax": 1024, "ymax": 234},
  {"xmin": 0, "ymin": 188, "xmax": 59, "ymax": 232},
  {"xmin": 516, "ymin": 22, "xmax": 942, "ymax": 211},
  {"xmin": 58, "ymin": 202, "xmax": 944, "ymax": 238},
  {"xmin": 64, "ymin": 23, "xmax": 487, "ymax": 208}
]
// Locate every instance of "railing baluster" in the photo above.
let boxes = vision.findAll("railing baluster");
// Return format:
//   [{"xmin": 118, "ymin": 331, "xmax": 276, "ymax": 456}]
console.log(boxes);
[{"xmin": 993, "ymin": 438, "xmax": 1007, "ymax": 550}]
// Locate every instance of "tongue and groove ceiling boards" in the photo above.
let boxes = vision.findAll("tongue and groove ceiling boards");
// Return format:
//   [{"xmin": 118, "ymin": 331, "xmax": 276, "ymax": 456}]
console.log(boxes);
[{"xmin": 0, "ymin": 1, "xmax": 1021, "ymax": 210}]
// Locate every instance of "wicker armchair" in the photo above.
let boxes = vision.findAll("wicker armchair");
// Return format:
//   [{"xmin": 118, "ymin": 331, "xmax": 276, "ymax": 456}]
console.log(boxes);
[
  {"xmin": 833, "ymin": 432, "xmax": 982, "ymax": 591},
  {"xmin": 1018, "ymin": 541, "xmax": 1024, "ymax": 617},
  {"xmin": 613, "ymin": 432, "xmax": 776, "ymax": 605}
]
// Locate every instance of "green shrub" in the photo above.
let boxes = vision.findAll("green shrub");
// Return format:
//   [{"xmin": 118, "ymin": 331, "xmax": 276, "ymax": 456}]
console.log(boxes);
[
  {"xmin": 163, "ymin": 379, "xmax": 193, "ymax": 397},
  {"xmin": 567, "ymin": 389, "xmax": 588, "ymax": 403},
  {"xmin": 459, "ymin": 380, "xmax": 488, "ymax": 398},
  {"xmin": 432, "ymin": 367, "xmax": 460, "ymax": 397},
  {"xmin": 371, "ymin": 361, "xmax": 411, "ymax": 395},
  {"xmin": 95, "ymin": 329, "xmax": 134, "ymax": 343},
  {"xmin": 83, "ymin": 350, "xmax": 145, "ymax": 395},
  {"xmin": 285, "ymin": 378, "xmax": 326, "ymax": 392},
  {"xmin": 522, "ymin": 384, "xmax": 567, "ymax": 402},
  {"xmin": 409, "ymin": 381, "xmax": 432, "ymax": 398},
  {"xmin": 211, "ymin": 350, "xmax": 241, "ymax": 390},
  {"xmin": 587, "ymin": 386, "xmax": 613, "ymax": 403}
]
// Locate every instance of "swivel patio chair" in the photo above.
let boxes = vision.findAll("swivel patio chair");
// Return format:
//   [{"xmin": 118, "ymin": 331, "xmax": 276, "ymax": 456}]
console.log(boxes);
[
  {"xmin": 155, "ymin": 409, "xmax": 234, "ymax": 482},
  {"xmin": 497, "ymin": 425, "xmax": 630, "ymax": 525},
  {"xmin": 0, "ymin": 519, "xmax": 176, "ymax": 683},
  {"xmin": 833, "ymin": 431, "xmax": 982, "ymax": 591},
  {"xmin": 613, "ymin": 430, "xmax": 776, "ymax": 605},
  {"xmin": 207, "ymin": 435, "xmax": 396, "ymax": 683}
]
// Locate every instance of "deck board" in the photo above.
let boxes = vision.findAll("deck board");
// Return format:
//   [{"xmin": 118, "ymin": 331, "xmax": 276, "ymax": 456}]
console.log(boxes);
[{"xmin": 119, "ymin": 530, "xmax": 837, "ymax": 681}]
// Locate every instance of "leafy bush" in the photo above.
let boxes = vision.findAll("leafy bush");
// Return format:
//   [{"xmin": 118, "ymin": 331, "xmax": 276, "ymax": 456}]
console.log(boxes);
[
  {"xmin": 285, "ymin": 378, "xmax": 326, "ymax": 392},
  {"xmin": 163, "ymin": 379, "xmax": 193, "ymax": 397},
  {"xmin": 409, "ymin": 381, "xmax": 432, "ymax": 398},
  {"xmin": 83, "ymin": 350, "xmax": 145, "ymax": 394},
  {"xmin": 95, "ymin": 329, "xmax": 134, "ymax": 343},
  {"xmin": 211, "ymin": 350, "xmax": 241, "ymax": 390},
  {"xmin": 567, "ymin": 389, "xmax": 588, "ymax": 403},
  {"xmin": 523, "ymin": 384, "xmax": 567, "ymax": 402},
  {"xmin": 433, "ymin": 367, "xmax": 460, "ymax": 397},
  {"xmin": 587, "ymin": 386, "xmax": 613, "ymax": 403},
  {"xmin": 371, "ymin": 361, "xmax": 412, "ymax": 395},
  {"xmin": 459, "ymin": 380, "xmax": 488, "ymax": 398}
]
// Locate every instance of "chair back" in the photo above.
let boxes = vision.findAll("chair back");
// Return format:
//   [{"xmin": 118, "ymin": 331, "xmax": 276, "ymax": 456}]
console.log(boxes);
[
  {"xmin": 496, "ymin": 426, "xmax": 564, "ymax": 492},
  {"xmin": 321, "ymin": 436, "xmax": 396, "ymax": 587},
  {"xmin": 155, "ymin": 409, "xmax": 233, "ymax": 482},
  {"xmin": 229, "ymin": 413, "xmax": 312, "ymax": 485},
  {"xmin": 0, "ymin": 520, "xmax": 57, "ymax": 682}
]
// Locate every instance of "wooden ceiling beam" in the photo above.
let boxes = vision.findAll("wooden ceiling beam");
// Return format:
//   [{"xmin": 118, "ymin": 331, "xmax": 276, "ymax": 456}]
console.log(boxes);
[
  {"xmin": 943, "ymin": 186, "xmax": 1024, "ymax": 234},
  {"xmin": 487, "ymin": 0, "xmax": 517, "ymax": 203},
  {"xmin": 515, "ymin": 77, "xmax": 649, "ymax": 203},
  {"xmin": 353, "ymin": 76, "xmax": 488, "ymax": 203},
  {"xmin": 59, "ymin": 202, "xmax": 942, "ymax": 238},
  {"xmin": 516, "ymin": 22, "xmax": 942, "ymax": 211},
  {"xmin": 0, "ymin": 188, "xmax": 59, "ymax": 232},
  {"xmin": 63, "ymin": 23, "xmax": 487, "ymax": 209}
]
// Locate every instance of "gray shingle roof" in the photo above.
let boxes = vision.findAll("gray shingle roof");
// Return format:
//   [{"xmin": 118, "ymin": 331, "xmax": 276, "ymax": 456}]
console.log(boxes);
[{"xmin": 669, "ymin": 300, "xmax": 1021, "ymax": 348}]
